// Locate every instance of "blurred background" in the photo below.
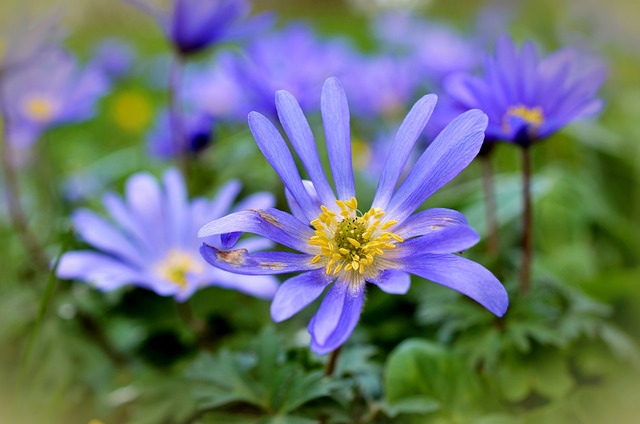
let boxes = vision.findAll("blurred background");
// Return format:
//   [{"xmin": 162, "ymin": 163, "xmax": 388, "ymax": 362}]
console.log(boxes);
[{"xmin": 1, "ymin": 0, "xmax": 639, "ymax": 423}]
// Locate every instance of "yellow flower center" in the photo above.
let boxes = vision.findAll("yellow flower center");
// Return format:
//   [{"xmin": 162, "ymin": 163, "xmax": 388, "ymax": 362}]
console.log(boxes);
[
  {"xmin": 155, "ymin": 249, "xmax": 204, "ymax": 288},
  {"xmin": 24, "ymin": 96, "xmax": 55, "ymax": 123},
  {"xmin": 309, "ymin": 197, "xmax": 403, "ymax": 281},
  {"xmin": 503, "ymin": 104, "xmax": 544, "ymax": 132}
]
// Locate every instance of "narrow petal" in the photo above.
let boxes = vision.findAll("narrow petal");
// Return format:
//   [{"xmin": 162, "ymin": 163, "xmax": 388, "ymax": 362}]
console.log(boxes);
[
  {"xmin": 372, "ymin": 94, "xmax": 438, "ymax": 210},
  {"xmin": 276, "ymin": 90, "xmax": 336, "ymax": 206},
  {"xmin": 394, "ymin": 208, "xmax": 469, "ymax": 239},
  {"xmin": 369, "ymin": 270, "xmax": 411, "ymax": 295},
  {"xmin": 249, "ymin": 112, "xmax": 318, "ymax": 222},
  {"xmin": 57, "ymin": 250, "xmax": 144, "ymax": 291},
  {"xmin": 72, "ymin": 209, "xmax": 146, "ymax": 267},
  {"xmin": 198, "ymin": 208, "xmax": 314, "ymax": 253},
  {"xmin": 208, "ymin": 269, "xmax": 280, "ymax": 300},
  {"xmin": 310, "ymin": 282, "xmax": 365, "ymax": 355},
  {"xmin": 386, "ymin": 109, "xmax": 488, "ymax": 223},
  {"xmin": 402, "ymin": 253, "xmax": 508, "ymax": 317},
  {"xmin": 285, "ymin": 180, "xmax": 321, "ymax": 223},
  {"xmin": 390, "ymin": 226, "xmax": 480, "ymax": 257},
  {"xmin": 126, "ymin": 172, "xmax": 166, "ymax": 252},
  {"xmin": 271, "ymin": 269, "xmax": 334, "ymax": 322},
  {"xmin": 163, "ymin": 168, "xmax": 190, "ymax": 248},
  {"xmin": 103, "ymin": 192, "xmax": 152, "ymax": 254},
  {"xmin": 321, "ymin": 77, "xmax": 355, "ymax": 200},
  {"xmin": 200, "ymin": 244, "xmax": 321, "ymax": 275},
  {"xmin": 208, "ymin": 179, "xmax": 242, "ymax": 219}
]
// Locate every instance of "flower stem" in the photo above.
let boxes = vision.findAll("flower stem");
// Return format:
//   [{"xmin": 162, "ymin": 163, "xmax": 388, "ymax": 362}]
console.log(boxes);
[
  {"xmin": 519, "ymin": 145, "xmax": 533, "ymax": 293},
  {"xmin": 480, "ymin": 156, "xmax": 499, "ymax": 256},
  {"xmin": 325, "ymin": 346, "xmax": 342, "ymax": 377},
  {"xmin": 168, "ymin": 54, "xmax": 189, "ymax": 177},
  {"xmin": 0, "ymin": 81, "xmax": 49, "ymax": 272}
]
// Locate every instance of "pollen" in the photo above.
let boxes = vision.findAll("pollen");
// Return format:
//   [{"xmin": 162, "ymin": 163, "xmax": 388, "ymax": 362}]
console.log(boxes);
[
  {"xmin": 155, "ymin": 249, "xmax": 204, "ymax": 288},
  {"xmin": 24, "ymin": 96, "xmax": 56, "ymax": 123},
  {"xmin": 503, "ymin": 104, "xmax": 544, "ymax": 132},
  {"xmin": 309, "ymin": 197, "xmax": 403, "ymax": 280}
]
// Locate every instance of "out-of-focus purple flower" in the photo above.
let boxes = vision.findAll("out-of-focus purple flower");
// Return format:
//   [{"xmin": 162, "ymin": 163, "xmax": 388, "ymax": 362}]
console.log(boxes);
[
  {"xmin": 91, "ymin": 38, "xmax": 135, "ymax": 80},
  {"xmin": 341, "ymin": 56, "xmax": 421, "ymax": 119},
  {"xmin": 128, "ymin": 0, "xmax": 272, "ymax": 56},
  {"xmin": 1, "ymin": 50, "xmax": 109, "ymax": 148},
  {"xmin": 373, "ymin": 11, "xmax": 480, "ymax": 84},
  {"xmin": 147, "ymin": 108, "xmax": 214, "ymax": 159},
  {"xmin": 182, "ymin": 53, "xmax": 250, "ymax": 122},
  {"xmin": 233, "ymin": 23, "xmax": 354, "ymax": 116},
  {"xmin": 199, "ymin": 77, "xmax": 508, "ymax": 354},
  {"xmin": 445, "ymin": 35, "xmax": 606, "ymax": 146},
  {"xmin": 57, "ymin": 169, "xmax": 279, "ymax": 301}
]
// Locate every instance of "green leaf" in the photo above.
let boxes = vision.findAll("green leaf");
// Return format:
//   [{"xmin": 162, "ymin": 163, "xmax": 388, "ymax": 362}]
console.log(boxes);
[{"xmin": 380, "ymin": 396, "xmax": 440, "ymax": 418}]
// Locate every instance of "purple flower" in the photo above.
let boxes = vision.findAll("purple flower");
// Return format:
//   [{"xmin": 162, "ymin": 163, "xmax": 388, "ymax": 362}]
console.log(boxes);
[
  {"xmin": 198, "ymin": 77, "xmax": 508, "ymax": 354},
  {"xmin": 233, "ymin": 23, "xmax": 354, "ymax": 116},
  {"xmin": 57, "ymin": 169, "xmax": 279, "ymax": 301},
  {"xmin": 1, "ymin": 50, "xmax": 109, "ymax": 148},
  {"xmin": 128, "ymin": 0, "xmax": 271, "ymax": 56},
  {"xmin": 147, "ymin": 108, "xmax": 214, "ymax": 159},
  {"xmin": 445, "ymin": 35, "xmax": 606, "ymax": 146},
  {"xmin": 90, "ymin": 38, "xmax": 135, "ymax": 80}
]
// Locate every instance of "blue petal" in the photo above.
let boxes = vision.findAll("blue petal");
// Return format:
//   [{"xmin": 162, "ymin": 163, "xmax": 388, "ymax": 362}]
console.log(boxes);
[
  {"xmin": 276, "ymin": 90, "xmax": 336, "ymax": 206},
  {"xmin": 57, "ymin": 250, "xmax": 144, "ymax": 291},
  {"xmin": 285, "ymin": 180, "xmax": 321, "ymax": 223},
  {"xmin": 72, "ymin": 209, "xmax": 147, "ymax": 267},
  {"xmin": 372, "ymin": 94, "xmax": 438, "ymax": 210},
  {"xmin": 402, "ymin": 253, "xmax": 508, "ymax": 317},
  {"xmin": 309, "ymin": 281, "xmax": 365, "ymax": 355},
  {"xmin": 369, "ymin": 270, "xmax": 411, "ymax": 295},
  {"xmin": 249, "ymin": 111, "xmax": 318, "ymax": 222},
  {"xmin": 394, "ymin": 208, "xmax": 468, "ymax": 239},
  {"xmin": 200, "ymin": 244, "xmax": 320, "ymax": 275},
  {"xmin": 390, "ymin": 226, "xmax": 480, "ymax": 257},
  {"xmin": 209, "ymin": 179, "xmax": 242, "ymax": 219},
  {"xmin": 102, "ymin": 192, "xmax": 153, "ymax": 254},
  {"xmin": 321, "ymin": 77, "xmax": 355, "ymax": 200},
  {"xmin": 271, "ymin": 269, "xmax": 334, "ymax": 322},
  {"xmin": 208, "ymin": 269, "xmax": 280, "ymax": 300},
  {"xmin": 386, "ymin": 109, "xmax": 488, "ymax": 224},
  {"xmin": 162, "ymin": 168, "xmax": 190, "ymax": 248},
  {"xmin": 126, "ymin": 172, "xmax": 167, "ymax": 253},
  {"xmin": 198, "ymin": 208, "xmax": 314, "ymax": 253}
]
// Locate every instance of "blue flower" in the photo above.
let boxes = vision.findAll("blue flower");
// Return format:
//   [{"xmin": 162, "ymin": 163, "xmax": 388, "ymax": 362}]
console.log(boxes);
[
  {"xmin": 199, "ymin": 77, "xmax": 508, "ymax": 354},
  {"xmin": 128, "ymin": 0, "xmax": 271, "ymax": 56},
  {"xmin": 2, "ymin": 50, "xmax": 109, "ymax": 148},
  {"xmin": 445, "ymin": 35, "xmax": 606, "ymax": 146},
  {"xmin": 90, "ymin": 38, "xmax": 135, "ymax": 80},
  {"xmin": 147, "ymin": 108, "xmax": 214, "ymax": 159},
  {"xmin": 57, "ymin": 169, "xmax": 279, "ymax": 302}
]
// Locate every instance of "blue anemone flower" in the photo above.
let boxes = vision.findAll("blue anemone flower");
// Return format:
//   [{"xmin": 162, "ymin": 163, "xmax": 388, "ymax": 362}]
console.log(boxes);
[
  {"xmin": 147, "ymin": 108, "xmax": 214, "ymax": 159},
  {"xmin": 2, "ymin": 50, "xmax": 109, "ymax": 149},
  {"xmin": 128, "ymin": 0, "xmax": 271, "ymax": 56},
  {"xmin": 57, "ymin": 169, "xmax": 279, "ymax": 302},
  {"xmin": 445, "ymin": 35, "xmax": 606, "ymax": 146},
  {"xmin": 198, "ymin": 77, "xmax": 508, "ymax": 354}
]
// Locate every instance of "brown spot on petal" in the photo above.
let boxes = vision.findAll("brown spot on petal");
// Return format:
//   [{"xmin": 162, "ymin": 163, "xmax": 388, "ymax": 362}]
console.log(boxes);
[
  {"xmin": 250, "ymin": 209, "xmax": 280, "ymax": 227},
  {"xmin": 259, "ymin": 261, "xmax": 285, "ymax": 271},
  {"xmin": 216, "ymin": 249, "xmax": 248, "ymax": 265}
]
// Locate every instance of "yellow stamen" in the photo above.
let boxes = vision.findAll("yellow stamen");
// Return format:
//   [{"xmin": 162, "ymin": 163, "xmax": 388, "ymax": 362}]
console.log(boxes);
[
  {"xmin": 155, "ymin": 249, "xmax": 203, "ymax": 288},
  {"xmin": 503, "ymin": 104, "xmax": 545, "ymax": 132}
]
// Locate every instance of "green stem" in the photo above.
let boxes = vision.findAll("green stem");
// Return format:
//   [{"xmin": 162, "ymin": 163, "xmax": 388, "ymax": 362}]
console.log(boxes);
[{"xmin": 519, "ymin": 146, "xmax": 533, "ymax": 293}]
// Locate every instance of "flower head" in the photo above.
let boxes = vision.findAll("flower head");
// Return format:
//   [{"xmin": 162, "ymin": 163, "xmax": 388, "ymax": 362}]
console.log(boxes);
[
  {"xmin": 128, "ymin": 0, "xmax": 271, "ymax": 56},
  {"xmin": 2, "ymin": 50, "xmax": 109, "ymax": 148},
  {"xmin": 199, "ymin": 77, "xmax": 508, "ymax": 354},
  {"xmin": 57, "ymin": 169, "xmax": 279, "ymax": 301},
  {"xmin": 445, "ymin": 35, "xmax": 606, "ymax": 146},
  {"xmin": 147, "ymin": 108, "xmax": 214, "ymax": 159}
]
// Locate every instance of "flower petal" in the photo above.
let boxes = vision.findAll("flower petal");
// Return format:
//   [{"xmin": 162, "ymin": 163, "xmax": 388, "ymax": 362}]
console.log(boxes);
[
  {"xmin": 369, "ymin": 270, "xmax": 411, "ymax": 295},
  {"xmin": 57, "ymin": 250, "xmax": 144, "ymax": 291},
  {"xmin": 386, "ymin": 109, "xmax": 488, "ymax": 223},
  {"xmin": 394, "ymin": 208, "xmax": 469, "ymax": 239},
  {"xmin": 321, "ymin": 77, "xmax": 355, "ymax": 200},
  {"xmin": 200, "ymin": 244, "xmax": 320, "ymax": 275},
  {"xmin": 372, "ymin": 94, "xmax": 437, "ymax": 210},
  {"xmin": 126, "ymin": 172, "xmax": 166, "ymax": 252},
  {"xmin": 163, "ymin": 168, "xmax": 190, "ymax": 248},
  {"xmin": 390, "ymin": 226, "xmax": 480, "ymax": 257},
  {"xmin": 310, "ymin": 281, "xmax": 365, "ymax": 355},
  {"xmin": 276, "ymin": 90, "xmax": 336, "ymax": 206},
  {"xmin": 271, "ymin": 269, "xmax": 334, "ymax": 322},
  {"xmin": 198, "ymin": 208, "xmax": 314, "ymax": 253},
  {"xmin": 249, "ymin": 111, "xmax": 318, "ymax": 222},
  {"xmin": 285, "ymin": 180, "xmax": 321, "ymax": 223},
  {"xmin": 402, "ymin": 253, "xmax": 508, "ymax": 317},
  {"xmin": 208, "ymin": 269, "xmax": 280, "ymax": 299}
]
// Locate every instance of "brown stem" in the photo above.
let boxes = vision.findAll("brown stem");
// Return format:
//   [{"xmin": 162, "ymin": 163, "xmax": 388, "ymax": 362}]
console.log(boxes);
[
  {"xmin": 480, "ymin": 156, "xmax": 499, "ymax": 256},
  {"xmin": 0, "ymin": 78, "xmax": 50, "ymax": 272},
  {"xmin": 324, "ymin": 346, "xmax": 342, "ymax": 377},
  {"xmin": 519, "ymin": 146, "xmax": 533, "ymax": 293}
]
